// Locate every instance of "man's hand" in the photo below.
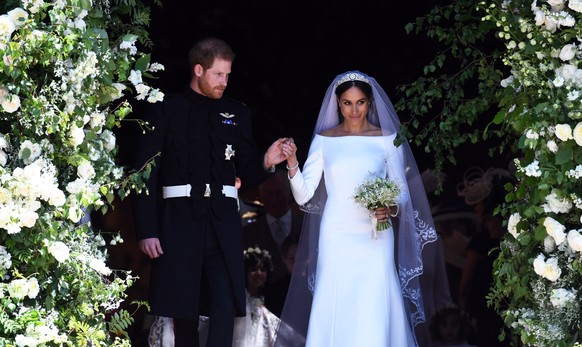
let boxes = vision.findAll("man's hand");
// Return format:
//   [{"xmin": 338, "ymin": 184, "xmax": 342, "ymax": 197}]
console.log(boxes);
[
  {"xmin": 264, "ymin": 137, "xmax": 290, "ymax": 169},
  {"xmin": 139, "ymin": 238, "xmax": 164, "ymax": 259}
]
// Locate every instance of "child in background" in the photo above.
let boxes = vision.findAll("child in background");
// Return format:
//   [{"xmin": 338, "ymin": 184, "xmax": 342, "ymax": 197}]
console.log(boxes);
[
  {"xmin": 232, "ymin": 246, "xmax": 280, "ymax": 347},
  {"xmin": 430, "ymin": 305, "xmax": 476, "ymax": 347}
]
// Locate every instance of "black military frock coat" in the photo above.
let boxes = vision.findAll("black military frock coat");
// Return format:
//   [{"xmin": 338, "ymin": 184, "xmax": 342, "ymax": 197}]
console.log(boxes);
[{"xmin": 132, "ymin": 87, "xmax": 272, "ymax": 319}]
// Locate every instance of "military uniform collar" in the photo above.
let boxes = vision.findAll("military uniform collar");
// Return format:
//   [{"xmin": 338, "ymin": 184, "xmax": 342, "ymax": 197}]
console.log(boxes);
[{"xmin": 182, "ymin": 86, "xmax": 219, "ymax": 106}]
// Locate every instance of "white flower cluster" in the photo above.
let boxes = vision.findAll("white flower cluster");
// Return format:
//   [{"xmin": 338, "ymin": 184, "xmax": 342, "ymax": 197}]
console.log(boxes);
[
  {"xmin": 0, "ymin": 244, "xmax": 12, "ymax": 274},
  {"xmin": 244, "ymin": 246, "xmax": 272, "ymax": 262},
  {"xmin": 6, "ymin": 277, "xmax": 39, "ymax": 300},
  {"xmin": 0, "ymin": 0, "xmax": 164, "ymax": 343},
  {"xmin": 0, "ymin": 158, "xmax": 66, "ymax": 234},
  {"xmin": 46, "ymin": 240, "xmax": 70, "ymax": 263}
]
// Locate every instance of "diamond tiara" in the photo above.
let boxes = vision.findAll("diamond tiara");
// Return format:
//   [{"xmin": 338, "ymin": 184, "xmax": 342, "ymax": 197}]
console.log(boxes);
[{"xmin": 335, "ymin": 72, "xmax": 371, "ymax": 87}]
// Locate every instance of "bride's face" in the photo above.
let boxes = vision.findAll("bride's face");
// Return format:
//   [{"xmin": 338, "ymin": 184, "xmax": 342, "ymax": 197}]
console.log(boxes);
[{"xmin": 337, "ymin": 86, "xmax": 370, "ymax": 125}]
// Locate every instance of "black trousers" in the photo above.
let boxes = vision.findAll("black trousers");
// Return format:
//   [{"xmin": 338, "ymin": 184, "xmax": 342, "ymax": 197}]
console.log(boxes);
[{"xmin": 174, "ymin": 224, "xmax": 235, "ymax": 347}]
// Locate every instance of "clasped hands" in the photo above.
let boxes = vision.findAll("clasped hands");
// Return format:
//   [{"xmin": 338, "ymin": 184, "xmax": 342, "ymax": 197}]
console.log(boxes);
[{"xmin": 264, "ymin": 137, "xmax": 298, "ymax": 170}]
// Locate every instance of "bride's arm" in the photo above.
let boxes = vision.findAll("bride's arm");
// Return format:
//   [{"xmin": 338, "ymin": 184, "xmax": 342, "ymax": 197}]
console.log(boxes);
[{"xmin": 286, "ymin": 136, "xmax": 324, "ymax": 206}]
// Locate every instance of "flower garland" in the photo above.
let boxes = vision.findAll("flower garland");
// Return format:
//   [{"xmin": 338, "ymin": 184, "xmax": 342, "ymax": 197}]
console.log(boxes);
[
  {"xmin": 482, "ymin": 0, "xmax": 582, "ymax": 345},
  {"xmin": 0, "ymin": 0, "xmax": 162, "ymax": 345}
]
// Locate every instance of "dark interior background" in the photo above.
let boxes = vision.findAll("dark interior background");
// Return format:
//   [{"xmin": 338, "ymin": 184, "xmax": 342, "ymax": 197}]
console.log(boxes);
[{"xmin": 115, "ymin": 0, "xmax": 512, "ymax": 205}]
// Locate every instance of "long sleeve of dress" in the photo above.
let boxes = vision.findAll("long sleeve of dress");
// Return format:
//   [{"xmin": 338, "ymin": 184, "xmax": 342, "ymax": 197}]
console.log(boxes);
[{"xmin": 289, "ymin": 135, "xmax": 324, "ymax": 206}]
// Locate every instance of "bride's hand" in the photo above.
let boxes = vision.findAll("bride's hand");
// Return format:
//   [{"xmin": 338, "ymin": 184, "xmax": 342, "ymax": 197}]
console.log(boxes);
[
  {"xmin": 374, "ymin": 207, "xmax": 389, "ymax": 222},
  {"xmin": 281, "ymin": 137, "xmax": 297, "ymax": 163}
]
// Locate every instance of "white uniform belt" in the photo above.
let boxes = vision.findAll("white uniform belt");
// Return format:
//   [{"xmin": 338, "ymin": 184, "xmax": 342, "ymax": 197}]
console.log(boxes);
[{"xmin": 162, "ymin": 184, "xmax": 238, "ymax": 199}]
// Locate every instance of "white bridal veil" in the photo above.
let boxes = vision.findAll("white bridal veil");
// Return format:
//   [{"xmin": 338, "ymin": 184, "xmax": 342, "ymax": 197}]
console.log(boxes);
[{"xmin": 273, "ymin": 71, "xmax": 439, "ymax": 346}]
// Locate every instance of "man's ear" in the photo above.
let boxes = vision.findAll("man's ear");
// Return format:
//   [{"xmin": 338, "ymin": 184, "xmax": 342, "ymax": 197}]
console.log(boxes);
[{"xmin": 194, "ymin": 64, "xmax": 203, "ymax": 77}]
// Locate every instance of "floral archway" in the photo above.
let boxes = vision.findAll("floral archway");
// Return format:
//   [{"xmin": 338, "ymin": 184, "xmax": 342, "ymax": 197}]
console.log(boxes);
[
  {"xmin": 0, "ymin": 0, "xmax": 162, "ymax": 345},
  {"xmin": 398, "ymin": 0, "xmax": 582, "ymax": 346}
]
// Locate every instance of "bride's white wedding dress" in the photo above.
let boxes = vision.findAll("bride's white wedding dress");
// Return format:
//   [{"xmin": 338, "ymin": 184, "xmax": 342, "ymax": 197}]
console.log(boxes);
[{"xmin": 289, "ymin": 134, "xmax": 416, "ymax": 347}]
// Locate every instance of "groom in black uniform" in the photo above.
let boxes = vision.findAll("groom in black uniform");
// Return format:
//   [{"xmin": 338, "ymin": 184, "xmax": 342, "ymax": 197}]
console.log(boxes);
[{"xmin": 132, "ymin": 37, "xmax": 290, "ymax": 347}]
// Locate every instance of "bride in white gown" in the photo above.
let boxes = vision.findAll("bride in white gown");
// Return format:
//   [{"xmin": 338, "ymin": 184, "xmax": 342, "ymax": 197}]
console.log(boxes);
[{"xmin": 274, "ymin": 71, "xmax": 439, "ymax": 347}]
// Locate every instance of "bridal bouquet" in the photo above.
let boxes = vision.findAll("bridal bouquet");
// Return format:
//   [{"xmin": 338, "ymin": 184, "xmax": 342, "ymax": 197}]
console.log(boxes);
[{"xmin": 352, "ymin": 176, "xmax": 401, "ymax": 238}]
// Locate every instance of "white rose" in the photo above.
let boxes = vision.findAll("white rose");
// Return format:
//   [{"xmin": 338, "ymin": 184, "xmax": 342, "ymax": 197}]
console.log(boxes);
[
  {"xmin": 48, "ymin": 241, "xmax": 70, "ymax": 263},
  {"xmin": 0, "ymin": 87, "xmax": 7, "ymax": 101},
  {"xmin": 89, "ymin": 258, "xmax": 112, "ymax": 275},
  {"xmin": 567, "ymin": 229, "xmax": 582, "ymax": 252},
  {"xmin": 574, "ymin": 69, "xmax": 582, "ymax": 86},
  {"xmin": 544, "ymin": 16, "xmax": 557, "ymax": 32},
  {"xmin": 68, "ymin": 205, "xmax": 82, "ymax": 223},
  {"xmin": 548, "ymin": 0, "xmax": 566, "ymax": 10},
  {"xmin": 573, "ymin": 123, "xmax": 582, "ymax": 146},
  {"xmin": 19, "ymin": 209, "xmax": 38, "ymax": 228},
  {"xmin": 542, "ymin": 190, "xmax": 572, "ymax": 214},
  {"xmin": 544, "ymin": 235, "xmax": 556, "ymax": 253},
  {"xmin": 533, "ymin": 255, "xmax": 561, "ymax": 281},
  {"xmin": 27, "ymin": 277, "xmax": 39, "ymax": 298},
  {"xmin": 534, "ymin": 9, "xmax": 545, "ymax": 26},
  {"xmin": 48, "ymin": 188, "xmax": 66, "ymax": 207},
  {"xmin": 0, "ymin": 14, "xmax": 16, "ymax": 37},
  {"xmin": 544, "ymin": 216, "xmax": 566, "ymax": 245},
  {"xmin": 559, "ymin": 44, "xmax": 577, "ymax": 61},
  {"xmin": 100, "ymin": 130, "xmax": 116, "ymax": 152},
  {"xmin": 570, "ymin": 0, "xmax": 582, "ymax": 13},
  {"xmin": 547, "ymin": 140, "xmax": 558, "ymax": 153},
  {"xmin": 7, "ymin": 278, "xmax": 29, "ymax": 299},
  {"xmin": 508, "ymin": 212, "xmax": 522, "ymax": 239},
  {"xmin": 559, "ymin": 64, "xmax": 577, "ymax": 81},
  {"xmin": 555, "ymin": 123, "xmax": 573, "ymax": 141},
  {"xmin": 0, "ymin": 151, "xmax": 6, "ymax": 167},
  {"xmin": 68, "ymin": 125, "xmax": 85, "ymax": 147},
  {"xmin": 1, "ymin": 94, "xmax": 21, "ymax": 113},
  {"xmin": 7, "ymin": 8, "xmax": 28, "ymax": 29},
  {"xmin": 77, "ymin": 161, "xmax": 95, "ymax": 180}
]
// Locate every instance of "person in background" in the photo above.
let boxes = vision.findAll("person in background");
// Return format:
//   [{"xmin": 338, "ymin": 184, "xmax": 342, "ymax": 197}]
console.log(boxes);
[
  {"xmin": 231, "ymin": 246, "xmax": 281, "ymax": 347},
  {"xmin": 429, "ymin": 305, "xmax": 476, "ymax": 347},
  {"xmin": 274, "ymin": 71, "xmax": 440, "ymax": 346},
  {"xmin": 457, "ymin": 167, "xmax": 513, "ymax": 347},
  {"xmin": 264, "ymin": 233, "xmax": 299, "ymax": 317},
  {"xmin": 244, "ymin": 169, "xmax": 303, "ymax": 284},
  {"xmin": 131, "ymin": 37, "xmax": 290, "ymax": 347}
]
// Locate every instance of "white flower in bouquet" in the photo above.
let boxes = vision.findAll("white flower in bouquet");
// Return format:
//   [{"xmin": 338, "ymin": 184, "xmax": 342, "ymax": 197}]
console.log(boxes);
[{"xmin": 352, "ymin": 176, "xmax": 401, "ymax": 239}]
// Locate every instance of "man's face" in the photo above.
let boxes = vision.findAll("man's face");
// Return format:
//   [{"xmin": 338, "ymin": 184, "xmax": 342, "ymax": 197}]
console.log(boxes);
[
  {"xmin": 195, "ymin": 58, "xmax": 232, "ymax": 99},
  {"xmin": 281, "ymin": 244, "xmax": 297, "ymax": 273},
  {"xmin": 259, "ymin": 177, "xmax": 291, "ymax": 218}
]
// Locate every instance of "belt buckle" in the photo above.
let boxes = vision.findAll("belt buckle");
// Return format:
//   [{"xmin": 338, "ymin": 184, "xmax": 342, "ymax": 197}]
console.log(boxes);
[{"xmin": 203, "ymin": 184, "xmax": 211, "ymax": 197}]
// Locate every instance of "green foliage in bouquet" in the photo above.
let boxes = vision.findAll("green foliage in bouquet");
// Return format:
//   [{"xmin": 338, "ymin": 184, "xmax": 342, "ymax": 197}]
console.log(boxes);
[
  {"xmin": 352, "ymin": 176, "xmax": 401, "ymax": 233},
  {"xmin": 0, "ymin": 0, "xmax": 162, "ymax": 345}
]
